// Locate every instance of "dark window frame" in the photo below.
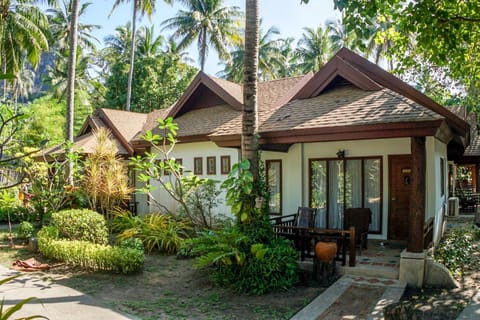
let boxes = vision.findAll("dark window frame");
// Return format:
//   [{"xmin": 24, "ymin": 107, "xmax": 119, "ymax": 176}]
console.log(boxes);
[
  {"xmin": 308, "ymin": 156, "xmax": 383, "ymax": 234},
  {"xmin": 194, "ymin": 157, "xmax": 203, "ymax": 175},
  {"xmin": 207, "ymin": 156, "xmax": 216, "ymax": 175},
  {"xmin": 220, "ymin": 156, "xmax": 231, "ymax": 174},
  {"xmin": 266, "ymin": 159, "xmax": 282, "ymax": 215}
]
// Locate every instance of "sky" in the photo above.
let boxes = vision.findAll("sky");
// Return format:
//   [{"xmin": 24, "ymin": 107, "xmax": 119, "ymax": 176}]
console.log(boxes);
[{"xmin": 79, "ymin": 0, "xmax": 340, "ymax": 75}]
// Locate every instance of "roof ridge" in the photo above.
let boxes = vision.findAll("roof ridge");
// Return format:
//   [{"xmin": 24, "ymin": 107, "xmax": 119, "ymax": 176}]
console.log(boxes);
[
  {"xmin": 100, "ymin": 107, "xmax": 148, "ymax": 115},
  {"xmin": 259, "ymin": 74, "xmax": 308, "ymax": 84}
]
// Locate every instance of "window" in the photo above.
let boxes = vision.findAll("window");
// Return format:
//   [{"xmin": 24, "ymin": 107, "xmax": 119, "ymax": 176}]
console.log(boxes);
[
  {"xmin": 266, "ymin": 160, "xmax": 282, "ymax": 215},
  {"xmin": 309, "ymin": 157, "xmax": 382, "ymax": 233},
  {"xmin": 221, "ymin": 156, "xmax": 231, "ymax": 174},
  {"xmin": 194, "ymin": 157, "xmax": 203, "ymax": 175},
  {"xmin": 175, "ymin": 158, "xmax": 183, "ymax": 174},
  {"xmin": 207, "ymin": 157, "xmax": 216, "ymax": 175},
  {"xmin": 440, "ymin": 157, "xmax": 445, "ymax": 196}
]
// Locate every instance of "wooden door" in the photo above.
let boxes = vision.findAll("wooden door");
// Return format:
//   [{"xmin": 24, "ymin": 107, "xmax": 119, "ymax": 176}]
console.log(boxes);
[{"xmin": 388, "ymin": 155, "xmax": 413, "ymax": 241}]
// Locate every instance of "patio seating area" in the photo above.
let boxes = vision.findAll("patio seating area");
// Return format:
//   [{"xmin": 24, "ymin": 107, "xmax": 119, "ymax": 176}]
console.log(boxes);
[{"xmin": 271, "ymin": 207, "xmax": 377, "ymax": 269}]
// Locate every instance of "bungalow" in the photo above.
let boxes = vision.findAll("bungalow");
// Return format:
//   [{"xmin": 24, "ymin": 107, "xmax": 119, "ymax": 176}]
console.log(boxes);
[{"xmin": 59, "ymin": 48, "xmax": 472, "ymax": 286}]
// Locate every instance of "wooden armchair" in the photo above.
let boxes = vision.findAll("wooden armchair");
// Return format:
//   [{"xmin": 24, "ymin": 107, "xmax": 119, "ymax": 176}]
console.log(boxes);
[{"xmin": 343, "ymin": 208, "xmax": 371, "ymax": 254}]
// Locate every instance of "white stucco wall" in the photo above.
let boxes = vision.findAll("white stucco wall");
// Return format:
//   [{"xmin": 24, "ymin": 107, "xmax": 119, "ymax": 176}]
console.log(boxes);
[
  {"xmin": 134, "ymin": 136, "xmax": 447, "ymax": 244},
  {"xmin": 426, "ymin": 137, "xmax": 448, "ymax": 246},
  {"xmin": 143, "ymin": 141, "xmax": 239, "ymax": 216}
]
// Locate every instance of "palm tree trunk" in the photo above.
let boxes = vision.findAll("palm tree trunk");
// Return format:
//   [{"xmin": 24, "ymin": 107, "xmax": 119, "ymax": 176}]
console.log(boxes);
[
  {"xmin": 200, "ymin": 28, "xmax": 207, "ymax": 71},
  {"xmin": 126, "ymin": 0, "xmax": 138, "ymax": 112},
  {"xmin": 242, "ymin": 0, "xmax": 259, "ymax": 179},
  {"xmin": 66, "ymin": 0, "xmax": 80, "ymax": 185}
]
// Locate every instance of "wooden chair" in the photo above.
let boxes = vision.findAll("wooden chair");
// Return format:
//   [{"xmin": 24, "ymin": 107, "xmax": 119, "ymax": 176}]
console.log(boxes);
[
  {"xmin": 343, "ymin": 208, "xmax": 372, "ymax": 255},
  {"xmin": 296, "ymin": 207, "xmax": 316, "ymax": 228}
]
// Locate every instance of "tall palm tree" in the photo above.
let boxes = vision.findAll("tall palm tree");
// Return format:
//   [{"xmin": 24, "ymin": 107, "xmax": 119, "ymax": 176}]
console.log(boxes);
[
  {"xmin": 47, "ymin": 0, "xmax": 100, "ymax": 53},
  {"xmin": 111, "ymin": 0, "xmax": 173, "ymax": 112},
  {"xmin": 65, "ymin": 0, "xmax": 80, "ymax": 184},
  {"xmin": 242, "ymin": 0, "xmax": 259, "ymax": 179},
  {"xmin": 327, "ymin": 19, "xmax": 358, "ymax": 52},
  {"xmin": 103, "ymin": 23, "xmax": 133, "ymax": 62},
  {"xmin": 161, "ymin": 0, "xmax": 242, "ymax": 71},
  {"xmin": 364, "ymin": 20, "xmax": 395, "ymax": 71},
  {"xmin": 0, "ymin": 1, "xmax": 53, "ymax": 74},
  {"xmin": 0, "ymin": 0, "xmax": 55, "ymax": 97},
  {"xmin": 219, "ymin": 26, "xmax": 287, "ymax": 83},
  {"xmin": 296, "ymin": 26, "xmax": 335, "ymax": 73},
  {"xmin": 136, "ymin": 25, "xmax": 165, "ymax": 59}
]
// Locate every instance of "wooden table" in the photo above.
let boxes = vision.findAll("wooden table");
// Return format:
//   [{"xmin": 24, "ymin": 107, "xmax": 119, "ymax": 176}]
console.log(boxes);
[{"xmin": 273, "ymin": 225, "xmax": 356, "ymax": 267}]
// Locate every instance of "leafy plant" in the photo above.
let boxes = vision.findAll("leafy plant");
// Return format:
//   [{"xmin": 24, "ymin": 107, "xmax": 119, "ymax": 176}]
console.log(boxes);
[
  {"xmin": 119, "ymin": 238, "xmax": 144, "ymax": 253},
  {"xmin": 82, "ymin": 128, "xmax": 132, "ymax": 217},
  {"xmin": 17, "ymin": 221, "xmax": 34, "ymax": 239},
  {"xmin": 179, "ymin": 228, "xmax": 299, "ymax": 294},
  {"xmin": 436, "ymin": 225, "xmax": 479, "ymax": 276},
  {"xmin": 52, "ymin": 209, "xmax": 108, "ymax": 245},
  {"xmin": 110, "ymin": 209, "xmax": 142, "ymax": 234},
  {"xmin": 38, "ymin": 236, "xmax": 144, "ymax": 274},
  {"xmin": 27, "ymin": 145, "xmax": 84, "ymax": 223},
  {"xmin": 0, "ymin": 275, "xmax": 48, "ymax": 320},
  {"xmin": 131, "ymin": 117, "xmax": 222, "ymax": 229},
  {"xmin": 116, "ymin": 213, "xmax": 190, "ymax": 254},
  {"xmin": 214, "ymin": 238, "xmax": 299, "ymax": 295},
  {"xmin": 221, "ymin": 160, "xmax": 273, "ymax": 243},
  {"xmin": 178, "ymin": 177, "xmax": 225, "ymax": 230},
  {"xmin": 0, "ymin": 190, "xmax": 20, "ymax": 247}
]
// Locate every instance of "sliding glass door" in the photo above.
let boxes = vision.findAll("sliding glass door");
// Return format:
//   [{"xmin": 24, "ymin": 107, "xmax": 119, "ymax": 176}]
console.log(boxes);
[{"xmin": 310, "ymin": 157, "xmax": 382, "ymax": 233}]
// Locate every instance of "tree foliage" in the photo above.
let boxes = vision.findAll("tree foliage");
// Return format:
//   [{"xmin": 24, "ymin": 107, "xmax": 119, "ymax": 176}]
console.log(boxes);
[
  {"xmin": 332, "ymin": 0, "xmax": 480, "ymax": 110},
  {"xmin": 103, "ymin": 53, "xmax": 196, "ymax": 113}
]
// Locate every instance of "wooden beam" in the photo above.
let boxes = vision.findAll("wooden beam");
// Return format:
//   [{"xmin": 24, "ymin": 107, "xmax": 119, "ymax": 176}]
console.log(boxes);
[{"xmin": 408, "ymin": 137, "xmax": 426, "ymax": 253}]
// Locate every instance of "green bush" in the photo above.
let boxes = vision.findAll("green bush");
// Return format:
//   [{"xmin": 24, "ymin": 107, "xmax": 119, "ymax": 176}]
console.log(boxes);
[
  {"xmin": 37, "ymin": 225, "xmax": 59, "ymax": 240},
  {"xmin": 52, "ymin": 209, "xmax": 108, "ymax": 244},
  {"xmin": 17, "ymin": 221, "xmax": 34, "ymax": 239},
  {"xmin": 0, "ymin": 206, "xmax": 26, "ymax": 223},
  {"xmin": 436, "ymin": 225, "xmax": 478, "ymax": 275},
  {"xmin": 119, "ymin": 238, "xmax": 145, "ymax": 253},
  {"xmin": 181, "ymin": 228, "xmax": 299, "ymax": 294},
  {"xmin": 38, "ymin": 232, "xmax": 143, "ymax": 273},
  {"xmin": 213, "ymin": 239, "xmax": 299, "ymax": 294},
  {"xmin": 116, "ymin": 213, "xmax": 190, "ymax": 254}
]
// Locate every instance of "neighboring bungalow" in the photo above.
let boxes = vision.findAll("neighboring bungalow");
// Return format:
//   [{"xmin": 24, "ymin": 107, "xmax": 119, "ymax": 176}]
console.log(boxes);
[{"xmin": 49, "ymin": 48, "xmax": 473, "ymax": 286}]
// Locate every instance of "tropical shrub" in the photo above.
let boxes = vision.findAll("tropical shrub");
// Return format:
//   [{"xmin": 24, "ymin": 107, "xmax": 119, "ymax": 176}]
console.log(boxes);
[
  {"xmin": 212, "ymin": 239, "xmax": 299, "ymax": 294},
  {"xmin": 119, "ymin": 237, "xmax": 145, "ymax": 253},
  {"xmin": 82, "ymin": 128, "xmax": 132, "ymax": 217},
  {"xmin": 52, "ymin": 209, "xmax": 108, "ymax": 245},
  {"xmin": 110, "ymin": 209, "xmax": 141, "ymax": 234},
  {"xmin": 17, "ymin": 221, "xmax": 34, "ymax": 239},
  {"xmin": 131, "ymin": 118, "xmax": 223, "ymax": 229},
  {"xmin": 27, "ymin": 147, "xmax": 85, "ymax": 223},
  {"xmin": 436, "ymin": 224, "xmax": 479, "ymax": 275},
  {"xmin": 178, "ymin": 177, "xmax": 224, "ymax": 230},
  {"xmin": 179, "ymin": 228, "xmax": 299, "ymax": 294},
  {"xmin": 38, "ymin": 237, "xmax": 144, "ymax": 274},
  {"xmin": 116, "ymin": 213, "xmax": 190, "ymax": 254}
]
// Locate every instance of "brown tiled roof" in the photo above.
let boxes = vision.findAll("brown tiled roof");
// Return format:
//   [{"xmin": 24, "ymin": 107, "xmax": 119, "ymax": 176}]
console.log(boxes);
[
  {"xmin": 210, "ymin": 86, "xmax": 443, "ymax": 137},
  {"xmin": 136, "ymin": 75, "xmax": 310, "ymax": 140},
  {"xmin": 209, "ymin": 76, "xmax": 243, "ymax": 104},
  {"xmin": 174, "ymin": 105, "xmax": 239, "ymax": 138},
  {"xmin": 36, "ymin": 131, "xmax": 129, "ymax": 160},
  {"xmin": 464, "ymin": 133, "xmax": 480, "ymax": 157},
  {"xmin": 100, "ymin": 108, "xmax": 148, "ymax": 142},
  {"xmin": 448, "ymin": 106, "xmax": 468, "ymax": 120},
  {"xmin": 258, "ymin": 75, "xmax": 310, "ymax": 110}
]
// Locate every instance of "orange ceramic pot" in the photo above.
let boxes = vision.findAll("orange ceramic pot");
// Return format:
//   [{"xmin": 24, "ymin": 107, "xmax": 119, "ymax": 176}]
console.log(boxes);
[{"xmin": 315, "ymin": 242, "xmax": 337, "ymax": 263}]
